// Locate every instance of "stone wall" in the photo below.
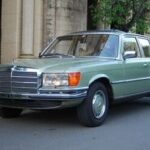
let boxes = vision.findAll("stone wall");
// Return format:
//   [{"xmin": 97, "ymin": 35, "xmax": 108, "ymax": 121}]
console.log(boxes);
[
  {"xmin": 1, "ymin": 0, "xmax": 87, "ymax": 63},
  {"xmin": 1, "ymin": 0, "xmax": 22, "ymax": 63},
  {"xmin": 43, "ymin": 0, "xmax": 87, "ymax": 47},
  {"xmin": 1, "ymin": 0, "xmax": 43, "ymax": 63}
]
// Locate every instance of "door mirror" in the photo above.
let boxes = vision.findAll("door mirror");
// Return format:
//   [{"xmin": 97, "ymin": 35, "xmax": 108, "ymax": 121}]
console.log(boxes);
[{"xmin": 123, "ymin": 51, "xmax": 137, "ymax": 59}]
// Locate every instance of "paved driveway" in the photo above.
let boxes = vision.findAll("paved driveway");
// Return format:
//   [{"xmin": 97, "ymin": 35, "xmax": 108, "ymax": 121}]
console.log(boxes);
[{"xmin": 0, "ymin": 97, "xmax": 150, "ymax": 150}]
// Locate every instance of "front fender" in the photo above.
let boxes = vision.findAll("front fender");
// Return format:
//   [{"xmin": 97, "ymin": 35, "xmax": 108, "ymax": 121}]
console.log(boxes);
[{"xmin": 89, "ymin": 74, "xmax": 111, "ymax": 85}]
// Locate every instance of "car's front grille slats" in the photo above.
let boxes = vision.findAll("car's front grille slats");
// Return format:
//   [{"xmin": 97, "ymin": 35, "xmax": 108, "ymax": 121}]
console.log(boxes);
[
  {"xmin": 0, "ymin": 87, "xmax": 11, "ymax": 93},
  {"xmin": 0, "ymin": 67, "xmax": 38, "ymax": 94},
  {"xmin": 0, "ymin": 71, "xmax": 11, "ymax": 77},
  {"xmin": 12, "ymin": 77, "xmax": 37, "ymax": 83},
  {"xmin": 0, "ymin": 68, "xmax": 11, "ymax": 93},
  {"xmin": 0, "ymin": 82, "xmax": 11, "ymax": 87},
  {"xmin": 12, "ymin": 88, "xmax": 38, "ymax": 94},
  {"xmin": 12, "ymin": 71, "xmax": 37, "ymax": 77}
]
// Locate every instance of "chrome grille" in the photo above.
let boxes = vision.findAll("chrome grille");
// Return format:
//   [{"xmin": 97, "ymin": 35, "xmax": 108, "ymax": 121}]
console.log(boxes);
[
  {"xmin": 0, "ymin": 68, "xmax": 11, "ymax": 93},
  {"xmin": 0, "ymin": 67, "xmax": 38, "ymax": 94}
]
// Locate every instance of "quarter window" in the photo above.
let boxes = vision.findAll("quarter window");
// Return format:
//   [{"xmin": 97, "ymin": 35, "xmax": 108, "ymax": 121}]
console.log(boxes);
[
  {"xmin": 138, "ymin": 38, "xmax": 150, "ymax": 58},
  {"xmin": 123, "ymin": 37, "xmax": 140, "ymax": 57}
]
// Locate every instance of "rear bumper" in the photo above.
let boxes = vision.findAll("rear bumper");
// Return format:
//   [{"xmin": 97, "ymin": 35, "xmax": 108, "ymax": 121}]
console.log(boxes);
[{"xmin": 0, "ymin": 88, "xmax": 87, "ymax": 109}]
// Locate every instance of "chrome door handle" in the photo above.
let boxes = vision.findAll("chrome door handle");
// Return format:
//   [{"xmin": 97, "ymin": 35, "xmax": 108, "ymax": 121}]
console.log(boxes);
[{"xmin": 143, "ymin": 64, "xmax": 148, "ymax": 67}]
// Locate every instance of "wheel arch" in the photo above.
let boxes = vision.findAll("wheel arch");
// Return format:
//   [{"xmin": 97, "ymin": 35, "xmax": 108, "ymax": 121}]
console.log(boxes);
[{"xmin": 89, "ymin": 75, "xmax": 114, "ymax": 104}]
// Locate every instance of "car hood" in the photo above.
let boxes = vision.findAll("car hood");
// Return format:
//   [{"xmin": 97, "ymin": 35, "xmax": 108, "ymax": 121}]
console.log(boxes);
[{"xmin": 13, "ymin": 57, "xmax": 114, "ymax": 73}]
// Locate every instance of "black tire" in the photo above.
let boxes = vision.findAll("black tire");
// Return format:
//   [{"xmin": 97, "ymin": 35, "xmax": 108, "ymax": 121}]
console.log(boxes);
[
  {"xmin": 0, "ymin": 107, "xmax": 22, "ymax": 118},
  {"xmin": 77, "ymin": 82, "xmax": 109, "ymax": 127}
]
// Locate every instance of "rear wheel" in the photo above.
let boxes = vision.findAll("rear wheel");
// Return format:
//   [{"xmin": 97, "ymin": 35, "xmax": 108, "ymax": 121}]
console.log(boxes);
[
  {"xmin": 0, "ymin": 107, "xmax": 22, "ymax": 118},
  {"xmin": 77, "ymin": 82, "xmax": 109, "ymax": 127}
]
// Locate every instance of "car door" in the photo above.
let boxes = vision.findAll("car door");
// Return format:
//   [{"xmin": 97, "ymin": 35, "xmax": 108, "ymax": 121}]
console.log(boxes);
[
  {"xmin": 122, "ymin": 36, "xmax": 149, "ymax": 96},
  {"xmin": 137, "ymin": 37, "xmax": 150, "ymax": 93}
]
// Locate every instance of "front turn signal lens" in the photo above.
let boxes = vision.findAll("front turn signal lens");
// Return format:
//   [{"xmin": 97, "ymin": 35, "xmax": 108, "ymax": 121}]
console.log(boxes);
[{"xmin": 68, "ymin": 72, "xmax": 81, "ymax": 86}]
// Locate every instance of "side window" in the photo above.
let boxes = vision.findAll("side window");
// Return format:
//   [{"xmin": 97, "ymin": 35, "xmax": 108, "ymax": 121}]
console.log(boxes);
[
  {"xmin": 100, "ymin": 35, "xmax": 119, "ymax": 58},
  {"xmin": 138, "ymin": 38, "xmax": 150, "ymax": 58},
  {"xmin": 123, "ymin": 37, "xmax": 140, "ymax": 57}
]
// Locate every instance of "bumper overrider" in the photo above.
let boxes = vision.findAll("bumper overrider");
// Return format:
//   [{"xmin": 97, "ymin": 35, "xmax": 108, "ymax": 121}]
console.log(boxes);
[{"xmin": 0, "ymin": 88, "xmax": 87, "ymax": 109}]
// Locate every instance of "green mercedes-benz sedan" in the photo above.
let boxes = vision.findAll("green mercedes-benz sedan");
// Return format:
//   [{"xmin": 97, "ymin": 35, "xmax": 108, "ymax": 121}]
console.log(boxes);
[{"xmin": 0, "ymin": 30, "xmax": 150, "ymax": 127}]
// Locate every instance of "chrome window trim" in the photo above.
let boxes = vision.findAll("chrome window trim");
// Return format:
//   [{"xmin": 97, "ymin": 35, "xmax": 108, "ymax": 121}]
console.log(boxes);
[
  {"xmin": 41, "ymin": 33, "xmax": 121, "ymax": 59},
  {"xmin": 112, "ymin": 76, "xmax": 150, "ymax": 84}
]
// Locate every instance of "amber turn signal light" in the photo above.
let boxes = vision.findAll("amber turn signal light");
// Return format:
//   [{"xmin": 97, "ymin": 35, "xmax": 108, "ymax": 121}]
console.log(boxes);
[{"xmin": 68, "ymin": 72, "xmax": 81, "ymax": 86}]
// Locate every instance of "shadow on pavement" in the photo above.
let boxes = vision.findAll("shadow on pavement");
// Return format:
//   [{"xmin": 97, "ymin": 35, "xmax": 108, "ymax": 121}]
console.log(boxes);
[
  {"xmin": 108, "ymin": 97, "xmax": 150, "ymax": 122},
  {"xmin": 0, "ymin": 97, "xmax": 150, "ymax": 127},
  {"xmin": 19, "ymin": 108, "xmax": 79, "ymax": 127}
]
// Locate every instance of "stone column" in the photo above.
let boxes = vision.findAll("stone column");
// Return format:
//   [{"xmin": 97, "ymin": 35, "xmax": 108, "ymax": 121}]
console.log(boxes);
[
  {"xmin": 1, "ymin": 0, "xmax": 43, "ymax": 63},
  {"xmin": 1, "ymin": 0, "xmax": 22, "ymax": 63},
  {"xmin": 33, "ymin": 0, "xmax": 43, "ymax": 56},
  {"xmin": 20, "ymin": 0, "xmax": 43, "ymax": 58},
  {"xmin": 21, "ymin": 0, "xmax": 34, "ymax": 56}
]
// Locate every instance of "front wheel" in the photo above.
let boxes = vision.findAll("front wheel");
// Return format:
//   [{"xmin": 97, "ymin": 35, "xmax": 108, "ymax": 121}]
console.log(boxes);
[
  {"xmin": 77, "ymin": 82, "xmax": 109, "ymax": 127},
  {"xmin": 0, "ymin": 107, "xmax": 22, "ymax": 118}
]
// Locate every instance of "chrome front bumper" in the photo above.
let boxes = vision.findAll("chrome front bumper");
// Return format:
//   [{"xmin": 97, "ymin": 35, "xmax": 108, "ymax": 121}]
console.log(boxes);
[
  {"xmin": 0, "ymin": 89, "xmax": 87, "ymax": 109},
  {"xmin": 0, "ymin": 66, "xmax": 88, "ymax": 109}
]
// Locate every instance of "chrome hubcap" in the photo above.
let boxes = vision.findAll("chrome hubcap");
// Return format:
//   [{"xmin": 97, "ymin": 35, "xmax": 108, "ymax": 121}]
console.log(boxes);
[{"xmin": 92, "ymin": 90, "xmax": 106, "ymax": 119}]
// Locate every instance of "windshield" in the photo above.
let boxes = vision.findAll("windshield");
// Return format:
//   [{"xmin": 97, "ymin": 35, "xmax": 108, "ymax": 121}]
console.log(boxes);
[{"xmin": 42, "ymin": 34, "xmax": 119, "ymax": 58}]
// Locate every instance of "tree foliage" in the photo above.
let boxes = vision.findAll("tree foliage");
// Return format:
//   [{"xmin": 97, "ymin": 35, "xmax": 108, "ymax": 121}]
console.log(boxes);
[{"xmin": 90, "ymin": 0, "xmax": 150, "ymax": 33}]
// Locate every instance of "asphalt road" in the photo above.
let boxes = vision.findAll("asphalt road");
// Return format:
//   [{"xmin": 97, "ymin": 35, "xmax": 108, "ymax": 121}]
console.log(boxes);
[{"xmin": 0, "ymin": 97, "xmax": 150, "ymax": 150}]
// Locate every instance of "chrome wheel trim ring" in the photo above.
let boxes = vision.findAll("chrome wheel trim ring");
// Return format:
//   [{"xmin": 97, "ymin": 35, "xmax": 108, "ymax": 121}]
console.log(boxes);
[{"xmin": 92, "ymin": 90, "xmax": 106, "ymax": 119}]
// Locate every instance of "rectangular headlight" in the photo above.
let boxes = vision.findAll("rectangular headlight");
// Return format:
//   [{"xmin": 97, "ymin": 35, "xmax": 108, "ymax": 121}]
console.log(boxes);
[
  {"xmin": 43, "ymin": 73, "xmax": 68, "ymax": 87},
  {"xmin": 42, "ymin": 72, "xmax": 81, "ymax": 87}
]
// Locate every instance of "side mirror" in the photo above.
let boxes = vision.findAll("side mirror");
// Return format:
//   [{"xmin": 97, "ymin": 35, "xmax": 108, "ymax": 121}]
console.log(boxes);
[{"xmin": 123, "ymin": 51, "xmax": 137, "ymax": 60}]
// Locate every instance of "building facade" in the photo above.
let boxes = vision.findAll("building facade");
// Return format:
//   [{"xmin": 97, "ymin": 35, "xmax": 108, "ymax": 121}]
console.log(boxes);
[{"xmin": 0, "ymin": 0, "xmax": 87, "ymax": 63}]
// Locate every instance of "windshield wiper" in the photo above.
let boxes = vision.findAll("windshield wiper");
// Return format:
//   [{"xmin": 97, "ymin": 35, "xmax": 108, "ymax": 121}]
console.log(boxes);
[{"xmin": 42, "ymin": 53, "xmax": 75, "ymax": 58}]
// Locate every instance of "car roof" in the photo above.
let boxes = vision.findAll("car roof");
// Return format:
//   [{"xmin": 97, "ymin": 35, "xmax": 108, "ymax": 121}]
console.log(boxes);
[
  {"xmin": 69, "ymin": 29, "xmax": 125, "ymax": 36},
  {"xmin": 65, "ymin": 29, "xmax": 150, "ymax": 39}
]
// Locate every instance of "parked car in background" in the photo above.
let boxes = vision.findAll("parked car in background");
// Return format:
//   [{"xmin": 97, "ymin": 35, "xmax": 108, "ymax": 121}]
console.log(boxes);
[{"xmin": 0, "ymin": 30, "xmax": 150, "ymax": 127}]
